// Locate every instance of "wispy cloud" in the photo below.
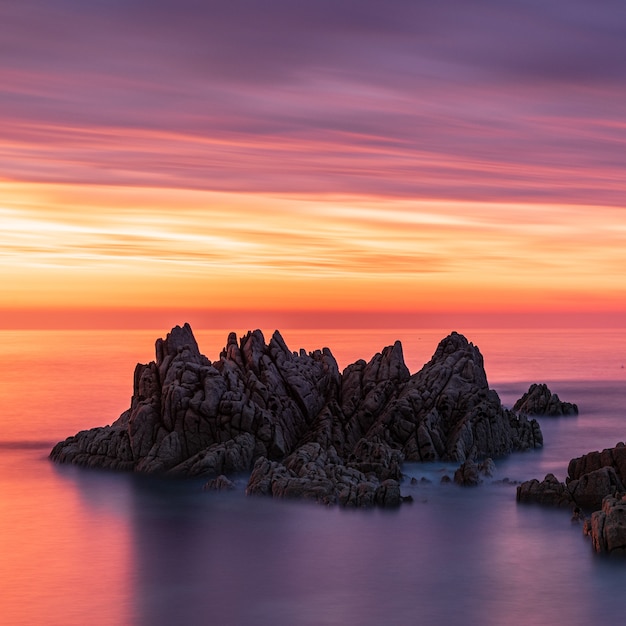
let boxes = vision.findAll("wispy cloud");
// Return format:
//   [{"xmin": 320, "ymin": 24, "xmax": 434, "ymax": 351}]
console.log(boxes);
[
  {"xmin": 2, "ymin": 183, "xmax": 626, "ymax": 313},
  {"xmin": 2, "ymin": 2, "xmax": 626, "ymax": 318},
  {"xmin": 1, "ymin": 1, "xmax": 626, "ymax": 204}
]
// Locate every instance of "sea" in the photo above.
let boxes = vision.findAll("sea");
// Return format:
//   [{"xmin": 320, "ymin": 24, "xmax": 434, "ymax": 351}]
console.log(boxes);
[{"xmin": 2, "ymin": 327, "xmax": 626, "ymax": 626}]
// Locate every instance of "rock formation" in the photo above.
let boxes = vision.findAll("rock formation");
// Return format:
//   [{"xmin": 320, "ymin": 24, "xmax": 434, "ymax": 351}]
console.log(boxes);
[
  {"xmin": 454, "ymin": 458, "xmax": 496, "ymax": 486},
  {"xmin": 513, "ymin": 383, "xmax": 578, "ymax": 416},
  {"xmin": 584, "ymin": 494, "xmax": 626, "ymax": 554},
  {"xmin": 51, "ymin": 324, "xmax": 543, "ymax": 507},
  {"xmin": 517, "ymin": 442, "xmax": 626, "ymax": 554},
  {"xmin": 516, "ymin": 473, "xmax": 575, "ymax": 507}
]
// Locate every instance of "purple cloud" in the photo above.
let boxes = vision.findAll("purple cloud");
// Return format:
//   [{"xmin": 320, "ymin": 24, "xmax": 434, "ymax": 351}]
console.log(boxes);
[{"xmin": 1, "ymin": 0, "xmax": 625, "ymax": 204}]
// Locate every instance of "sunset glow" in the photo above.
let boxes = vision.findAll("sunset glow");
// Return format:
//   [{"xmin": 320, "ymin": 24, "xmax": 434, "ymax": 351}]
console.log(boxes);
[{"xmin": 2, "ymin": 1, "xmax": 625, "ymax": 329}]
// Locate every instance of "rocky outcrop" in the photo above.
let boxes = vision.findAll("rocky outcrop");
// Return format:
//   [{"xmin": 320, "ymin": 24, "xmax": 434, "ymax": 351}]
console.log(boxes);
[
  {"xmin": 246, "ymin": 442, "xmax": 402, "ymax": 507},
  {"xmin": 518, "ymin": 443, "xmax": 626, "ymax": 511},
  {"xmin": 567, "ymin": 443, "xmax": 626, "ymax": 484},
  {"xmin": 517, "ymin": 473, "xmax": 575, "ymax": 507},
  {"xmin": 518, "ymin": 442, "xmax": 626, "ymax": 510},
  {"xmin": 51, "ymin": 324, "xmax": 543, "ymax": 507},
  {"xmin": 584, "ymin": 495, "xmax": 626, "ymax": 555},
  {"xmin": 518, "ymin": 442, "xmax": 626, "ymax": 553},
  {"xmin": 513, "ymin": 383, "xmax": 578, "ymax": 416}
]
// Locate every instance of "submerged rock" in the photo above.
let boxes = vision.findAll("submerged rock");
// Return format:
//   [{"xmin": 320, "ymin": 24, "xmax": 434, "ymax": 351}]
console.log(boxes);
[
  {"xmin": 51, "ymin": 324, "xmax": 543, "ymax": 508},
  {"xmin": 203, "ymin": 475, "xmax": 236, "ymax": 491},
  {"xmin": 454, "ymin": 458, "xmax": 496, "ymax": 486},
  {"xmin": 513, "ymin": 383, "xmax": 578, "ymax": 416}
]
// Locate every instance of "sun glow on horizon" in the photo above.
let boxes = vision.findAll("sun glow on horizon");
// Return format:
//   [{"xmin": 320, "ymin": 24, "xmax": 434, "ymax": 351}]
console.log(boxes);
[{"xmin": 2, "ymin": 180, "xmax": 626, "ymax": 328}]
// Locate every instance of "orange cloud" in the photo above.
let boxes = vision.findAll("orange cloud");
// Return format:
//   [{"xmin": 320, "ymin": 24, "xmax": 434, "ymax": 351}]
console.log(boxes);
[{"xmin": 2, "ymin": 181, "xmax": 626, "ymax": 328}]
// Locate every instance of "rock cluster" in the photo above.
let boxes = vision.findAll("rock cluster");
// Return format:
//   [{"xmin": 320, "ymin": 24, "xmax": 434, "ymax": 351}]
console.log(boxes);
[
  {"xmin": 517, "ymin": 442, "xmax": 626, "ymax": 554},
  {"xmin": 51, "ymin": 324, "xmax": 543, "ymax": 507},
  {"xmin": 513, "ymin": 383, "xmax": 578, "ymax": 416}
]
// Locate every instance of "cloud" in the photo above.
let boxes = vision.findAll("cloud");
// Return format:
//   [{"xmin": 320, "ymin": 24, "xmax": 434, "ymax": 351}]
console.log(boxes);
[
  {"xmin": 5, "ymin": 0, "xmax": 626, "ymax": 86},
  {"xmin": 1, "ymin": 1, "xmax": 625, "ymax": 204}
]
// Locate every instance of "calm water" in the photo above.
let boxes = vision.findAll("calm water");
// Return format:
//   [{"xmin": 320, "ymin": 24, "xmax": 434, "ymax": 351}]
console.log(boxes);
[{"xmin": 1, "ymin": 328, "xmax": 626, "ymax": 626}]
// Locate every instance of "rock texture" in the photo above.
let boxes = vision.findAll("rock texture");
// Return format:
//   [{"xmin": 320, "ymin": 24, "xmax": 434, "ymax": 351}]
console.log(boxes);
[
  {"xmin": 454, "ymin": 458, "xmax": 496, "ymax": 486},
  {"xmin": 51, "ymin": 324, "xmax": 543, "ymax": 507},
  {"xmin": 584, "ymin": 495, "xmax": 626, "ymax": 555},
  {"xmin": 518, "ymin": 442, "xmax": 626, "ymax": 554},
  {"xmin": 518, "ymin": 442, "xmax": 626, "ymax": 510},
  {"xmin": 513, "ymin": 383, "xmax": 578, "ymax": 416},
  {"xmin": 516, "ymin": 473, "xmax": 575, "ymax": 507}
]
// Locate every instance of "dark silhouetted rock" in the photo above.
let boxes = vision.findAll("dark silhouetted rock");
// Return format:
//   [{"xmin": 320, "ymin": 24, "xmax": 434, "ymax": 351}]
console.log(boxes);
[
  {"xmin": 513, "ymin": 383, "xmax": 578, "ymax": 416},
  {"xmin": 567, "ymin": 442, "xmax": 626, "ymax": 483},
  {"xmin": 517, "ymin": 473, "xmax": 574, "ymax": 507},
  {"xmin": 518, "ymin": 443, "xmax": 626, "ymax": 512},
  {"xmin": 245, "ymin": 442, "xmax": 402, "ymax": 507},
  {"xmin": 567, "ymin": 466, "xmax": 625, "ymax": 511},
  {"xmin": 51, "ymin": 324, "xmax": 543, "ymax": 508}
]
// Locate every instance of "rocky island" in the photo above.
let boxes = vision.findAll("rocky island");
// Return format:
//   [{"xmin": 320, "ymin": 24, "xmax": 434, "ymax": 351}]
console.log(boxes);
[{"xmin": 51, "ymin": 324, "xmax": 543, "ymax": 507}]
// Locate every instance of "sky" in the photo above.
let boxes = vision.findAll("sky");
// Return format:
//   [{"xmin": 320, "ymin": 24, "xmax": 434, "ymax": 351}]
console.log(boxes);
[{"xmin": 1, "ymin": 0, "xmax": 626, "ymax": 329}]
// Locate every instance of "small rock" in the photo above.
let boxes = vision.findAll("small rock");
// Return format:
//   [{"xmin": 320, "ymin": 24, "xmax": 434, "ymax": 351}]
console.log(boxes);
[
  {"xmin": 454, "ymin": 458, "xmax": 495, "ymax": 486},
  {"xmin": 513, "ymin": 383, "xmax": 578, "ymax": 416},
  {"xmin": 203, "ymin": 475, "xmax": 236, "ymax": 491}
]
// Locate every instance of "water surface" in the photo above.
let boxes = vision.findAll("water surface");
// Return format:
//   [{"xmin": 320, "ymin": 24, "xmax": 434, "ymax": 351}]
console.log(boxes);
[{"xmin": 1, "ymin": 328, "xmax": 626, "ymax": 626}]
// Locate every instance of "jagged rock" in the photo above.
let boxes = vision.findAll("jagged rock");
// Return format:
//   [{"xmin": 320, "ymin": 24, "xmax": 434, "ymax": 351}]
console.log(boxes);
[
  {"xmin": 583, "ymin": 494, "xmax": 626, "ymax": 554},
  {"xmin": 513, "ymin": 383, "xmax": 578, "ymax": 416},
  {"xmin": 245, "ymin": 443, "xmax": 402, "ymax": 508},
  {"xmin": 519, "ymin": 442, "xmax": 626, "ymax": 554},
  {"xmin": 347, "ymin": 437, "xmax": 403, "ymax": 481},
  {"xmin": 354, "ymin": 332, "xmax": 543, "ymax": 464},
  {"xmin": 517, "ymin": 473, "xmax": 574, "ymax": 507},
  {"xmin": 454, "ymin": 458, "xmax": 495, "ymax": 486},
  {"xmin": 567, "ymin": 466, "xmax": 625, "ymax": 511},
  {"xmin": 51, "ymin": 323, "xmax": 543, "ymax": 508},
  {"xmin": 568, "ymin": 442, "xmax": 626, "ymax": 482},
  {"xmin": 167, "ymin": 433, "xmax": 257, "ymax": 477},
  {"xmin": 518, "ymin": 443, "xmax": 626, "ymax": 511}
]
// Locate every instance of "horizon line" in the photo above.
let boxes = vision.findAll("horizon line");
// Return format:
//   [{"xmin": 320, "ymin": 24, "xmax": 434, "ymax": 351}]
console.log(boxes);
[{"xmin": 1, "ymin": 307, "xmax": 624, "ymax": 330}]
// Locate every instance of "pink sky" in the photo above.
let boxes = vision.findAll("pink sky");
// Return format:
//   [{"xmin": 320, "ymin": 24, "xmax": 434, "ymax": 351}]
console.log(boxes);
[{"xmin": 1, "ymin": 1, "xmax": 625, "ymax": 328}]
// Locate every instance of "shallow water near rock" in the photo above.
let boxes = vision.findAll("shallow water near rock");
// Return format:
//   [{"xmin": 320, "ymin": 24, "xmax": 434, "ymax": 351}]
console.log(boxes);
[{"xmin": 2, "ymin": 328, "xmax": 626, "ymax": 626}]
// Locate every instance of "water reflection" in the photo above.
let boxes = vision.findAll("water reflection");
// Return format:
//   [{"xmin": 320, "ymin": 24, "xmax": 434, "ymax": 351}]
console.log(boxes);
[
  {"xmin": 5, "ymin": 435, "xmax": 626, "ymax": 626},
  {"xmin": 123, "ymin": 472, "xmax": 609, "ymax": 626},
  {"xmin": 0, "ymin": 452, "xmax": 132, "ymax": 626}
]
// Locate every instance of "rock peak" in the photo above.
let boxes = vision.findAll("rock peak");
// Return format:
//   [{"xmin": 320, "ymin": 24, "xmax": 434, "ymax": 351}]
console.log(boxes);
[
  {"xmin": 435, "ymin": 331, "xmax": 473, "ymax": 353},
  {"xmin": 155, "ymin": 322, "xmax": 200, "ymax": 366}
]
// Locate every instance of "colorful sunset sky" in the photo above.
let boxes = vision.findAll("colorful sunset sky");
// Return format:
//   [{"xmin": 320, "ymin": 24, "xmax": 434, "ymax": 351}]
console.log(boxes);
[{"xmin": 2, "ymin": 0, "xmax": 626, "ymax": 329}]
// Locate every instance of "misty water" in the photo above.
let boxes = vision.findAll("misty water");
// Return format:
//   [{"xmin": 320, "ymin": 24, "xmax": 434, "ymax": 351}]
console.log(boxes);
[{"xmin": 2, "ymin": 329, "xmax": 626, "ymax": 626}]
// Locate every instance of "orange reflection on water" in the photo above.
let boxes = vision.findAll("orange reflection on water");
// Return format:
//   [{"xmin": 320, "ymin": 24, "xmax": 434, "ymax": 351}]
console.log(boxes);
[{"xmin": 0, "ymin": 449, "xmax": 133, "ymax": 626}]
